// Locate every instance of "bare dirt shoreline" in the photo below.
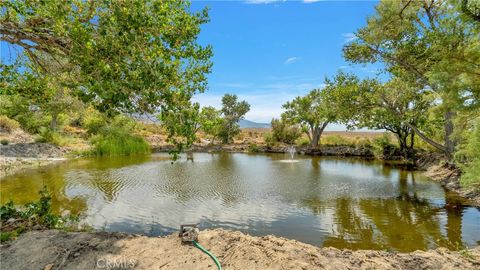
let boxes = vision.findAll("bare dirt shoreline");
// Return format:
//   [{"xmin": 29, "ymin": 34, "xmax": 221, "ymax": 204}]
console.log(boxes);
[
  {"xmin": 0, "ymin": 143, "xmax": 68, "ymax": 178},
  {"xmin": 1, "ymin": 229, "xmax": 479, "ymax": 270}
]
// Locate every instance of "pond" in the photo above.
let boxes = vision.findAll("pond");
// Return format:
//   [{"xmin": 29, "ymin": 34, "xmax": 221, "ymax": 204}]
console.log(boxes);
[{"xmin": 1, "ymin": 153, "xmax": 479, "ymax": 252}]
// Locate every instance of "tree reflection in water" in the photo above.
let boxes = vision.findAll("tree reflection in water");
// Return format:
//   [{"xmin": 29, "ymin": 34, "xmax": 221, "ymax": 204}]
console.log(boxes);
[{"xmin": 302, "ymin": 169, "xmax": 467, "ymax": 252}]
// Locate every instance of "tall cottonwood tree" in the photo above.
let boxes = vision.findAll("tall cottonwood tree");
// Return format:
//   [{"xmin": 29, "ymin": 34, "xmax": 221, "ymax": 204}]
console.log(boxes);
[
  {"xmin": 282, "ymin": 89, "xmax": 334, "ymax": 148},
  {"xmin": 343, "ymin": 0, "xmax": 480, "ymax": 158},
  {"xmin": 219, "ymin": 94, "xmax": 250, "ymax": 144},
  {"xmin": 1, "ymin": 0, "xmax": 213, "ymax": 152}
]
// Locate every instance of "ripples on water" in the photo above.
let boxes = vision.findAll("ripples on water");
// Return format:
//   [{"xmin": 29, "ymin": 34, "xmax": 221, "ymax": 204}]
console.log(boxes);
[{"xmin": 1, "ymin": 153, "xmax": 479, "ymax": 252}]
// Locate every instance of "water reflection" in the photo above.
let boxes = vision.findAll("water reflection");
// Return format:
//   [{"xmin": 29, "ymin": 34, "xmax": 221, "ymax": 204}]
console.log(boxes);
[{"xmin": 1, "ymin": 153, "xmax": 478, "ymax": 252}]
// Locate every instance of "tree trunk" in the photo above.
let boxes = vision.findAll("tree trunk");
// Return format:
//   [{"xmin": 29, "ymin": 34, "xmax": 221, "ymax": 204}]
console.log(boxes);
[
  {"xmin": 409, "ymin": 131, "xmax": 415, "ymax": 149},
  {"xmin": 394, "ymin": 132, "xmax": 408, "ymax": 153},
  {"xmin": 406, "ymin": 123, "xmax": 450, "ymax": 156},
  {"xmin": 50, "ymin": 113, "xmax": 58, "ymax": 131},
  {"xmin": 311, "ymin": 128, "xmax": 321, "ymax": 148},
  {"xmin": 444, "ymin": 110, "xmax": 456, "ymax": 158},
  {"xmin": 310, "ymin": 122, "xmax": 328, "ymax": 149}
]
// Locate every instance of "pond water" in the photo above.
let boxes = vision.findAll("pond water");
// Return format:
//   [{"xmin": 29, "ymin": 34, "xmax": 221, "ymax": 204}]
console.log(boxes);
[{"xmin": 1, "ymin": 153, "xmax": 479, "ymax": 252}]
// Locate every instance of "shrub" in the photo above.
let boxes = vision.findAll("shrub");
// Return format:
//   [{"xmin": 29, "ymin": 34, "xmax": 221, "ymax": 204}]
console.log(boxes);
[
  {"xmin": 82, "ymin": 107, "xmax": 107, "ymax": 135},
  {"xmin": 248, "ymin": 143, "xmax": 259, "ymax": 153},
  {"xmin": 111, "ymin": 114, "xmax": 141, "ymax": 131},
  {"xmin": 92, "ymin": 127, "xmax": 150, "ymax": 156},
  {"xmin": 372, "ymin": 133, "xmax": 397, "ymax": 158},
  {"xmin": 0, "ymin": 187, "xmax": 78, "ymax": 242},
  {"xmin": 295, "ymin": 136, "xmax": 310, "ymax": 147},
  {"xmin": 0, "ymin": 115, "xmax": 20, "ymax": 133},
  {"xmin": 35, "ymin": 127, "xmax": 68, "ymax": 146},
  {"xmin": 0, "ymin": 95, "xmax": 50, "ymax": 133},
  {"xmin": 263, "ymin": 132, "xmax": 276, "ymax": 147},
  {"xmin": 1, "ymin": 139, "xmax": 9, "ymax": 145},
  {"xmin": 271, "ymin": 118, "xmax": 301, "ymax": 144}
]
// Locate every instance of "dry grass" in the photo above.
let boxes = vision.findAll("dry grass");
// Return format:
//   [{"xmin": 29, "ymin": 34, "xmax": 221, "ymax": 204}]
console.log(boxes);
[{"xmin": 235, "ymin": 129, "xmax": 388, "ymax": 146}]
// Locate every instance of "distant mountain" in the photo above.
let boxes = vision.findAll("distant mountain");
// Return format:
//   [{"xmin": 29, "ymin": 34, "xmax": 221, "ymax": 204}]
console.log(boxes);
[
  {"xmin": 130, "ymin": 114, "xmax": 270, "ymax": 128},
  {"xmin": 239, "ymin": 119, "xmax": 270, "ymax": 128}
]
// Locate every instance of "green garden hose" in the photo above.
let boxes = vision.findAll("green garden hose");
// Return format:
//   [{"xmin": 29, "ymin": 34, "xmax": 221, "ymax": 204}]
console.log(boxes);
[{"xmin": 192, "ymin": 240, "xmax": 222, "ymax": 270}]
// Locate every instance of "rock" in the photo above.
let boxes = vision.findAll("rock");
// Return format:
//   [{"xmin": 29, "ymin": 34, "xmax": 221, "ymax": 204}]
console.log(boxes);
[
  {"xmin": 43, "ymin": 264, "xmax": 53, "ymax": 270},
  {"xmin": 7, "ymin": 218, "xmax": 16, "ymax": 223},
  {"xmin": 32, "ymin": 225, "xmax": 42, "ymax": 230}
]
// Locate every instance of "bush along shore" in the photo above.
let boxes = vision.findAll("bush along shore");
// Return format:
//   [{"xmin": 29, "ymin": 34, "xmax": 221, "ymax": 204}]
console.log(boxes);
[{"xmin": 0, "ymin": 187, "xmax": 81, "ymax": 243}]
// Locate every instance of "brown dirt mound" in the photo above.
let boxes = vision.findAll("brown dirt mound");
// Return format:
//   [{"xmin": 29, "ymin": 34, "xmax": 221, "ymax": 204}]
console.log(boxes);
[
  {"xmin": 0, "ymin": 143, "xmax": 66, "ymax": 158},
  {"xmin": 1, "ymin": 229, "xmax": 479, "ymax": 270}
]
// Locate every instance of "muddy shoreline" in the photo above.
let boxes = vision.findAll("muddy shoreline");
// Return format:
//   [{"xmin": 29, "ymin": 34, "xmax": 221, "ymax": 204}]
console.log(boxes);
[{"xmin": 1, "ymin": 229, "xmax": 479, "ymax": 270}]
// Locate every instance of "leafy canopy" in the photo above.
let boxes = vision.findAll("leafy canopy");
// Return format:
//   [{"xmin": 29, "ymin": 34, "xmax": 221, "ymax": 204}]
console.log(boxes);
[
  {"xmin": 1, "ymin": 0, "xmax": 213, "ymax": 153},
  {"xmin": 218, "ymin": 94, "xmax": 250, "ymax": 144}
]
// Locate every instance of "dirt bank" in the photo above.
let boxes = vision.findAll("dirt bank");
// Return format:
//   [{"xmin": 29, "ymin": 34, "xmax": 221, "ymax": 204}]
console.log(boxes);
[
  {"xmin": 0, "ymin": 143, "xmax": 68, "ymax": 177},
  {"xmin": 1, "ymin": 229, "xmax": 479, "ymax": 270},
  {"xmin": 152, "ymin": 143, "xmax": 374, "ymax": 157},
  {"xmin": 425, "ymin": 163, "xmax": 480, "ymax": 207}
]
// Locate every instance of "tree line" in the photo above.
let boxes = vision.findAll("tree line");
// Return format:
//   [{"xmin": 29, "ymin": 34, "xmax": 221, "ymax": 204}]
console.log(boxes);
[
  {"xmin": 271, "ymin": 0, "xmax": 479, "ymax": 186},
  {"xmin": 0, "ymin": 0, "xmax": 479, "ymax": 183}
]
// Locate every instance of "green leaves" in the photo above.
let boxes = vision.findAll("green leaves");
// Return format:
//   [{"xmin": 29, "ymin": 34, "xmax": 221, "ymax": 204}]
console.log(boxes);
[
  {"xmin": 199, "ymin": 106, "xmax": 223, "ymax": 143},
  {"xmin": 1, "ymin": 0, "xmax": 213, "ymax": 154},
  {"xmin": 282, "ymin": 87, "xmax": 334, "ymax": 147},
  {"xmin": 342, "ymin": 0, "xmax": 480, "ymax": 157},
  {"xmin": 219, "ymin": 94, "xmax": 250, "ymax": 144}
]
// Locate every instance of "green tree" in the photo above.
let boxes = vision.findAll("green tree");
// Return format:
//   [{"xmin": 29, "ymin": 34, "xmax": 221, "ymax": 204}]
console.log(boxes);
[
  {"xmin": 159, "ymin": 101, "xmax": 200, "ymax": 156},
  {"xmin": 343, "ymin": 0, "xmax": 480, "ymax": 158},
  {"xmin": 455, "ymin": 117, "xmax": 480, "ymax": 187},
  {"xmin": 1, "ymin": 0, "xmax": 212, "ymax": 151},
  {"xmin": 198, "ymin": 106, "xmax": 223, "ymax": 144},
  {"xmin": 218, "ymin": 94, "xmax": 250, "ymax": 144},
  {"xmin": 282, "ymin": 89, "xmax": 334, "ymax": 148},
  {"xmin": 324, "ymin": 73, "xmax": 431, "ymax": 157},
  {"xmin": 1, "ymin": 60, "xmax": 82, "ymax": 132}
]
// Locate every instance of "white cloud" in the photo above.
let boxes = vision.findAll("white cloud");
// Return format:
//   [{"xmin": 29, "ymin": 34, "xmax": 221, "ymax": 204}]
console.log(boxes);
[
  {"xmin": 245, "ymin": 0, "xmax": 285, "ymax": 4},
  {"xmin": 193, "ymin": 81, "xmax": 326, "ymax": 122},
  {"xmin": 342, "ymin": 33, "xmax": 358, "ymax": 43},
  {"xmin": 339, "ymin": 65, "xmax": 350, "ymax": 69},
  {"xmin": 284, "ymin": 56, "xmax": 300, "ymax": 65},
  {"xmin": 303, "ymin": 0, "xmax": 323, "ymax": 3}
]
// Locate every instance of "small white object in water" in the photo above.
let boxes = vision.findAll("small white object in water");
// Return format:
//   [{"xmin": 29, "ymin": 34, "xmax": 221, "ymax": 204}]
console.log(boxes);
[{"xmin": 277, "ymin": 160, "xmax": 300, "ymax": 163}]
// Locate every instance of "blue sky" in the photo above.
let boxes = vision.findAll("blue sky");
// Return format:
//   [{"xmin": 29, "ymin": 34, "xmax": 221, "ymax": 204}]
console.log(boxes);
[
  {"xmin": 191, "ymin": 0, "xmax": 381, "ymax": 129},
  {"xmin": 1, "ymin": 0, "xmax": 381, "ymax": 130}
]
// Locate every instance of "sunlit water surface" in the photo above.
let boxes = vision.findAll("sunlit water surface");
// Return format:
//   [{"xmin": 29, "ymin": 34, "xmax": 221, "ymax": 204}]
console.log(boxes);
[{"xmin": 1, "ymin": 153, "xmax": 479, "ymax": 251}]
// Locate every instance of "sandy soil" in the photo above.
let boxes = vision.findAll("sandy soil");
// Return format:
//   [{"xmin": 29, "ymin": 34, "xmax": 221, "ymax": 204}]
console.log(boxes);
[{"xmin": 1, "ymin": 229, "xmax": 479, "ymax": 270}]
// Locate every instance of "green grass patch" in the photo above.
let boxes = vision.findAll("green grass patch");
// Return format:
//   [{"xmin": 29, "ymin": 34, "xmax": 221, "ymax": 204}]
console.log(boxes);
[{"xmin": 92, "ymin": 127, "xmax": 150, "ymax": 156}]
